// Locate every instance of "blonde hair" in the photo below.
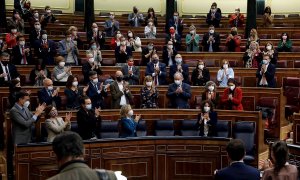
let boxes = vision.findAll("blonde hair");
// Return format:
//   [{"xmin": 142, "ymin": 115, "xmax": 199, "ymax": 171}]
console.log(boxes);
[
  {"xmin": 120, "ymin": 104, "xmax": 131, "ymax": 118},
  {"xmin": 55, "ymin": 56, "xmax": 65, "ymax": 63},
  {"xmin": 143, "ymin": 75, "xmax": 155, "ymax": 89},
  {"xmin": 68, "ymin": 26, "xmax": 78, "ymax": 32}
]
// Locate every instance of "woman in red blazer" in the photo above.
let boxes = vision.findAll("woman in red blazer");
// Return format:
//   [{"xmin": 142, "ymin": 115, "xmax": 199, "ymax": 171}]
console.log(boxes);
[{"xmin": 221, "ymin": 78, "xmax": 243, "ymax": 110}]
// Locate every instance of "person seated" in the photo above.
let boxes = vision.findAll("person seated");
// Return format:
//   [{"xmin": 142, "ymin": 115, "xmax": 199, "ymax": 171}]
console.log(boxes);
[
  {"xmin": 68, "ymin": 26, "xmax": 83, "ymax": 49},
  {"xmin": 145, "ymin": 7, "xmax": 158, "ymax": 26},
  {"xmin": 277, "ymin": 32, "xmax": 292, "ymax": 52},
  {"xmin": 58, "ymin": 30, "xmax": 79, "ymax": 66},
  {"xmin": 44, "ymin": 105, "xmax": 71, "ymax": 142},
  {"xmin": 225, "ymin": 27, "xmax": 241, "ymax": 52},
  {"xmin": 261, "ymin": 141, "xmax": 298, "ymax": 180},
  {"xmin": 40, "ymin": 6, "xmax": 57, "ymax": 28},
  {"xmin": 202, "ymin": 25, "xmax": 220, "ymax": 52},
  {"xmin": 28, "ymin": 9, "xmax": 41, "ymax": 29},
  {"xmin": 29, "ymin": 20, "xmax": 43, "ymax": 46},
  {"xmin": 87, "ymin": 23, "xmax": 105, "ymax": 50},
  {"xmin": 168, "ymin": 11, "xmax": 183, "ymax": 37},
  {"xmin": 86, "ymin": 41, "xmax": 102, "ymax": 66},
  {"xmin": 38, "ymin": 78, "xmax": 62, "ymax": 109},
  {"xmin": 82, "ymin": 52, "xmax": 102, "ymax": 84},
  {"xmin": 119, "ymin": 104, "xmax": 141, "ymax": 138},
  {"xmin": 229, "ymin": 8, "xmax": 245, "ymax": 28},
  {"xmin": 104, "ymin": 12, "xmax": 120, "ymax": 37},
  {"xmin": 121, "ymin": 56, "xmax": 140, "ymax": 85},
  {"xmin": 8, "ymin": 79, "xmax": 23, "ymax": 108},
  {"xmin": 191, "ymin": 60, "xmax": 210, "ymax": 86},
  {"xmin": 167, "ymin": 72, "xmax": 191, "ymax": 109},
  {"xmin": 169, "ymin": 54, "xmax": 189, "ymax": 84},
  {"xmin": 246, "ymin": 28, "xmax": 260, "ymax": 48},
  {"xmin": 196, "ymin": 100, "xmax": 217, "ymax": 137},
  {"xmin": 0, "ymin": 37, "xmax": 8, "ymax": 54},
  {"xmin": 144, "ymin": 20, "xmax": 157, "ymax": 39},
  {"xmin": 128, "ymin": 6, "xmax": 144, "ymax": 27},
  {"xmin": 214, "ymin": 139, "xmax": 260, "ymax": 179},
  {"xmin": 162, "ymin": 40, "xmax": 178, "ymax": 67},
  {"xmin": 262, "ymin": 42, "xmax": 278, "ymax": 65},
  {"xmin": 64, "ymin": 75, "xmax": 88, "ymax": 110},
  {"xmin": 53, "ymin": 56, "xmax": 72, "ymax": 86},
  {"xmin": 145, "ymin": 53, "xmax": 167, "ymax": 85},
  {"xmin": 186, "ymin": 25, "xmax": 200, "ymax": 52},
  {"xmin": 110, "ymin": 31, "xmax": 122, "ymax": 50},
  {"xmin": 140, "ymin": 41, "xmax": 157, "ymax": 66},
  {"xmin": 262, "ymin": 6, "xmax": 273, "ymax": 27},
  {"xmin": 7, "ymin": 10, "xmax": 24, "ymax": 34},
  {"xmin": 206, "ymin": 4, "xmax": 221, "ymax": 28},
  {"xmin": 243, "ymin": 41, "xmax": 262, "ymax": 68},
  {"xmin": 86, "ymin": 71, "xmax": 108, "ymax": 109},
  {"xmin": 12, "ymin": 34, "xmax": 32, "ymax": 65},
  {"xmin": 217, "ymin": 60, "xmax": 234, "ymax": 87},
  {"xmin": 256, "ymin": 54, "xmax": 276, "ymax": 88},
  {"xmin": 110, "ymin": 71, "xmax": 133, "ymax": 109},
  {"xmin": 140, "ymin": 75, "xmax": 159, "ymax": 108},
  {"xmin": 202, "ymin": 81, "xmax": 220, "ymax": 108},
  {"xmin": 6, "ymin": 25, "xmax": 20, "ymax": 48},
  {"xmin": 166, "ymin": 27, "xmax": 181, "ymax": 50},
  {"xmin": 115, "ymin": 37, "xmax": 132, "ymax": 66},
  {"xmin": 29, "ymin": 59, "xmax": 51, "ymax": 86},
  {"xmin": 34, "ymin": 30, "xmax": 57, "ymax": 65},
  {"xmin": 77, "ymin": 96, "xmax": 101, "ymax": 140},
  {"xmin": 126, "ymin": 30, "xmax": 142, "ymax": 52},
  {"xmin": 221, "ymin": 78, "xmax": 243, "ymax": 111},
  {"xmin": 0, "ymin": 52, "xmax": 20, "ymax": 87}
]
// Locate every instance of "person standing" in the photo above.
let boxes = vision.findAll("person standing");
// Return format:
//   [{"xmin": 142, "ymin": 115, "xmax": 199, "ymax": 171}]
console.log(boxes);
[
  {"xmin": 202, "ymin": 25, "xmax": 220, "ymax": 52},
  {"xmin": 104, "ymin": 12, "xmax": 120, "ymax": 37}
]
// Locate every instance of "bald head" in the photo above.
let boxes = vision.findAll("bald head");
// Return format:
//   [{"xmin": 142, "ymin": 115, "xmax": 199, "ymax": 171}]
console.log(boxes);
[{"xmin": 115, "ymin": 71, "xmax": 123, "ymax": 77}]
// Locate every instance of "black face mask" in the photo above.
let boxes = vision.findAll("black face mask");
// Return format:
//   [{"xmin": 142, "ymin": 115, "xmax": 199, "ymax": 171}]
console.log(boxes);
[
  {"xmin": 231, "ymin": 31, "xmax": 237, "ymax": 36},
  {"xmin": 116, "ymin": 76, "xmax": 123, "ymax": 82},
  {"xmin": 133, "ymin": 9, "xmax": 138, "ymax": 13},
  {"xmin": 1, "ymin": 61, "xmax": 9, "ymax": 66},
  {"xmin": 14, "ymin": 87, "xmax": 22, "ymax": 91},
  {"xmin": 152, "ymin": 59, "xmax": 158, "ymax": 64}
]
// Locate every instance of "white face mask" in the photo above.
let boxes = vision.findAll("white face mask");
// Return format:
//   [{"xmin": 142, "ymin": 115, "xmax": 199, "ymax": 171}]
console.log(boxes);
[
  {"xmin": 128, "ymin": 32, "xmax": 133, "ymax": 37},
  {"xmin": 48, "ymin": 86, "xmax": 53, "ymax": 91},
  {"xmin": 19, "ymin": 41, "xmax": 25, "ymax": 46},
  {"xmin": 229, "ymin": 85, "xmax": 235, "ymax": 91},
  {"xmin": 86, "ymin": 104, "xmax": 92, "ymax": 110},
  {"xmin": 204, "ymin": 106, "xmax": 210, "ymax": 112},
  {"xmin": 282, "ymin": 35, "xmax": 287, "ymax": 40},
  {"xmin": 209, "ymin": 30, "xmax": 214, "ymax": 34},
  {"xmin": 88, "ymin": 58, "xmax": 95, "ymax": 63},
  {"xmin": 175, "ymin": 58, "xmax": 182, "ymax": 64},
  {"xmin": 190, "ymin": 30, "xmax": 195, "ymax": 34},
  {"xmin": 168, "ymin": 45, "xmax": 173, "ymax": 49},
  {"xmin": 262, "ymin": 59, "xmax": 269, "ymax": 64},
  {"xmin": 46, "ymin": 10, "xmax": 51, "ymax": 14},
  {"xmin": 34, "ymin": 13, "xmax": 39, "ymax": 18},
  {"xmin": 92, "ymin": 78, "xmax": 98, "ymax": 84},
  {"xmin": 42, "ymin": 34, "xmax": 47, "ymax": 40},
  {"xmin": 223, "ymin": 64, "xmax": 228, "ymax": 69},
  {"xmin": 11, "ymin": 29, "xmax": 17, "ymax": 33},
  {"xmin": 175, "ymin": 80, "xmax": 181, "ymax": 85},
  {"xmin": 66, "ymin": 37, "xmax": 72, "ymax": 42},
  {"xmin": 266, "ymin": 45, "xmax": 272, "ymax": 50},
  {"xmin": 116, "ymin": 34, "xmax": 122, "ymax": 39},
  {"xmin": 128, "ymin": 110, "xmax": 134, "ymax": 116},
  {"xmin": 146, "ymin": 81, "xmax": 153, "ymax": 87},
  {"xmin": 34, "ymin": 25, "xmax": 41, "ymax": 30},
  {"xmin": 93, "ymin": 28, "xmax": 98, "ymax": 32},
  {"xmin": 72, "ymin": 81, "xmax": 78, "ymax": 87},
  {"xmin": 23, "ymin": 100, "xmax": 30, "ymax": 108},
  {"xmin": 198, "ymin": 64, "xmax": 204, "ymax": 70},
  {"xmin": 208, "ymin": 86, "xmax": 214, "ymax": 91},
  {"xmin": 59, "ymin": 62, "xmax": 65, "ymax": 67}
]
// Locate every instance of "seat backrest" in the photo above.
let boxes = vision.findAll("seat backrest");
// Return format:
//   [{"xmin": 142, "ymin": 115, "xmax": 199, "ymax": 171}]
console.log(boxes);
[
  {"xmin": 256, "ymin": 97, "xmax": 278, "ymax": 127},
  {"xmin": 136, "ymin": 120, "xmax": 147, "ymax": 137},
  {"xmin": 233, "ymin": 122, "xmax": 256, "ymax": 156},
  {"xmin": 216, "ymin": 121, "xmax": 230, "ymax": 138},
  {"xmin": 276, "ymin": 61, "xmax": 287, "ymax": 68},
  {"xmin": 100, "ymin": 121, "xmax": 119, "ymax": 139},
  {"xmin": 71, "ymin": 122, "xmax": 79, "ymax": 134},
  {"xmin": 40, "ymin": 123, "xmax": 48, "ymax": 142},
  {"xmin": 154, "ymin": 120, "xmax": 174, "ymax": 136},
  {"xmin": 180, "ymin": 120, "xmax": 199, "ymax": 136},
  {"xmin": 194, "ymin": 95, "xmax": 202, "ymax": 109}
]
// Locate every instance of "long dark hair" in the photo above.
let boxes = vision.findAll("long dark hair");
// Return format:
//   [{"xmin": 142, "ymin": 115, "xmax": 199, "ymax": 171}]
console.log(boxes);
[
  {"xmin": 272, "ymin": 141, "xmax": 288, "ymax": 176},
  {"xmin": 66, "ymin": 75, "xmax": 77, "ymax": 89}
]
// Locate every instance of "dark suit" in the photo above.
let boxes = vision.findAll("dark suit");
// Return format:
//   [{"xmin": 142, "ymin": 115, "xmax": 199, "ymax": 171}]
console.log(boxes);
[
  {"xmin": 29, "ymin": 29, "xmax": 42, "ymax": 46},
  {"xmin": 104, "ymin": 19, "xmax": 120, "ymax": 37},
  {"xmin": 121, "ymin": 65, "xmax": 140, "ymax": 85},
  {"xmin": 202, "ymin": 32, "xmax": 220, "ymax": 52},
  {"xmin": 37, "ymin": 88, "xmax": 61, "ymax": 109},
  {"xmin": 76, "ymin": 107, "xmax": 99, "ymax": 140},
  {"xmin": 145, "ymin": 62, "xmax": 167, "ymax": 85},
  {"xmin": 115, "ymin": 46, "xmax": 132, "ymax": 64},
  {"xmin": 191, "ymin": 68, "xmax": 210, "ymax": 86},
  {"xmin": 87, "ymin": 30, "xmax": 106, "ymax": 50},
  {"xmin": 162, "ymin": 46, "xmax": 177, "ymax": 66},
  {"xmin": 86, "ymin": 81, "xmax": 108, "ymax": 109},
  {"xmin": 256, "ymin": 63, "xmax": 276, "ymax": 88},
  {"xmin": 168, "ymin": 18, "xmax": 183, "ymax": 36},
  {"xmin": 119, "ymin": 117, "xmax": 137, "ymax": 138},
  {"xmin": 110, "ymin": 81, "xmax": 133, "ymax": 109},
  {"xmin": 167, "ymin": 82, "xmax": 191, "ymax": 108},
  {"xmin": 11, "ymin": 45, "xmax": 33, "ymax": 65},
  {"xmin": 34, "ymin": 39, "xmax": 57, "ymax": 65},
  {"xmin": 169, "ymin": 63, "xmax": 189, "ymax": 84},
  {"xmin": 82, "ymin": 62, "xmax": 102, "ymax": 84},
  {"xmin": 214, "ymin": 162, "xmax": 260, "ymax": 180},
  {"xmin": 197, "ymin": 111, "xmax": 218, "ymax": 136},
  {"xmin": 0, "ymin": 63, "xmax": 20, "ymax": 87},
  {"xmin": 165, "ymin": 34, "xmax": 181, "ymax": 50},
  {"xmin": 206, "ymin": 12, "xmax": 221, "ymax": 27},
  {"xmin": 141, "ymin": 47, "xmax": 157, "ymax": 66}
]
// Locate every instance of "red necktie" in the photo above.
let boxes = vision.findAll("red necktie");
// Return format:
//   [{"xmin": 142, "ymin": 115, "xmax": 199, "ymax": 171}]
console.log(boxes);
[{"xmin": 22, "ymin": 47, "xmax": 27, "ymax": 64}]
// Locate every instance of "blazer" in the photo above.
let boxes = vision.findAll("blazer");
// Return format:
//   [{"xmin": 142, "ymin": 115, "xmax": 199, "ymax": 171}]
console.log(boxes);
[
  {"xmin": 197, "ymin": 111, "xmax": 218, "ymax": 136},
  {"xmin": 221, "ymin": 87, "xmax": 243, "ymax": 110},
  {"xmin": 262, "ymin": 164, "xmax": 298, "ymax": 180},
  {"xmin": 226, "ymin": 35, "xmax": 241, "ymax": 52},
  {"xmin": 256, "ymin": 63, "xmax": 276, "ymax": 88},
  {"xmin": 9, "ymin": 104, "xmax": 36, "ymax": 144},
  {"xmin": 206, "ymin": 12, "xmax": 221, "ymax": 27},
  {"xmin": 104, "ymin": 19, "xmax": 120, "ymax": 37},
  {"xmin": 11, "ymin": 45, "xmax": 33, "ymax": 65},
  {"xmin": 145, "ymin": 62, "xmax": 167, "ymax": 85},
  {"xmin": 214, "ymin": 162, "xmax": 260, "ymax": 180},
  {"xmin": 110, "ymin": 81, "xmax": 133, "ymax": 109},
  {"xmin": 186, "ymin": 33, "xmax": 200, "ymax": 52},
  {"xmin": 29, "ymin": 29, "xmax": 42, "ymax": 45},
  {"xmin": 128, "ymin": 13, "xmax": 144, "ymax": 27},
  {"xmin": 162, "ymin": 46, "xmax": 177, "ymax": 66},
  {"xmin": 76, "ymin": 107, "xmax": 99, "ymax": 140},
  {"xmin": 169, "ymin": 63, "xmax": 189, "ymax": 84},
  {"xmin": 168, "ymin": 18, "xmax": 183, "ymax": 36},
  {"xmin": 119, "ymin": 117, "xmax": 137, "ymax": 138},
  {"xmin": 167, "ymin": 82, "xmax": 191, "ymax": 109},
  {"xmin": 165, "ymin": 34, "xmax": 181, "ymax": 50},
  {"xmin": 115, "ymin": 46, "xmax": 132, "ymax": 64},
  {"xmin": 121, "ymin": 65, "xmax": 140, "ymax": 85},
  {"xmin": 86, "ymin": 81, "xmax": 108, "ymax": 109},
  {"xmin": 0, "ymin": 63, "xmax": 20, "ymax": 86},
  {"xmin": 34, "ymin": 39, "xmax": 57, "ymax": 65},
  {"xmin": 87, "ymin": 30, "xmax": 106, "ymax": 50},
  {"xmin": 229, "ymin": 14, "xmax": 245, "ymax": 27},
  {"xmin": 191, "ymin": 68, "xmax": 210, "ymax": 86},
  {"xmin": 64, "ymin": 88, "xmax": 83, "ymax": 109},
  {"xmin": 202, "ymin": 32, "xmax": 220, "ymax": 52},
  {"xmin": 82, "ymin": 62, "xmax": 102, "ymax": 84},
  {"xmin": 38, "ymin": 87, "xmax": 62, "ymax": 108},
  {"xmin": 58, "ymin": 39, "xmax": 79, "ymax": 65},
  {"xmin": 45, "ymin": 117, "xmax": 71, "ymax": 142}
]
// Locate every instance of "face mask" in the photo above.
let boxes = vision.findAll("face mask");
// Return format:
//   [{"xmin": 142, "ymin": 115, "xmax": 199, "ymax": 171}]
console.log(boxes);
[
  {"xmin": 174, "ymin": 16, "xmax": 178, "ymax": 20},
  {"xmin": 146, "ymin": 81, "xmax": 152, "ymax": 87},
  {"xmin": 282, "ymin": 36, "xmax": 287, "ymax": 40},
  {"xmin": 211, "ymin": 9, "xmax": 216, "ymax": 13},
  {"xmin": 1, "ymin": 61, "xmax": 8, "ymax": 66},
  {"xmin": 49, "ymin": 110, "xmax": 58, "ymax": 117},
  {"xmin": 133, "ymin": 9, "xmax": 138, "ymax": 13},
  {"xmin": 72, "ymin": 81, "xmax": 78, "ymax": 87},
  {"xmin": 66, "ymin": 37, "xmax": 72, "ymax": 42},
  {"xmin": 167, "ymin": 45, "xmax": 173, "ymax": 49},
  {"xmin": 110, "ymin": 15, "xmax": 114, "ymax": 19},
  {"xmin": 93, "ymin": 28, "xmax": 98, "ymax": 32},
  {"xmin": 19, "ymin": 41, "xmax": 25, "ymax": 46},
  {"xmin": 198, "ymin": 64, "xmax": 204, "ymax": 70},
  {"xmin": 88, "ymin": 58, "xmax": 95, "ymax": 63},
  {"xmin": 208, "ymin": 86, "xmax": 214, "ymax": 91},
  {"xmin": 229, "ymin": 85, "xmax": 235, "ymax": 91},
  {"xmin": 59, "ymin": 62, "xmax": 65, "ymax": 67},
  {"xmin": 175, "ymin": 58, "xmax": 182, "ymax": 64},
  {"xmin": 35, "ymin": 25, "xmax": 41, "ymax": 30},
  {"xmin": 121, "ymin": 41, "xmax": 126, "ymax": 46},
  {"xmin": 266, "ymin": 45, "xmax": 272, "ymax": 50},
  {"xmin": 85, "ymin": 104, "xmax": 92, "ymax": 110},
  {"xmin": 204, "ymin": 106, "xmax": 210, "ymax": 112},
  {"xmin": 23, "ymin": 100, "xmax": 30, "ymax": 108},
  {"xmin": 128, "ymin": 110, "xmax": 134, "ymax": 116},
  {"xmin": 148, "ymin": 22, "xmax": 153, "ymax": 26},
  {"xmin": 116, "ymin": 76, "xmax": 123, "ymax": 82},
  {"xmin": 262, "ymin": 59, "xmax": 268, "ymax": 64},
  {"xmin": 46, "ymin": 10, "xmax": 51, "ymax": 14},
  {"xmin": 116, "ymin": 42, "xmax": 120, "ymax": 46},
  {"xmin": 148, "ymin": 45, "xmax": 153, "ymax": 50},
  {"xmin": 11, "ymin": 29, "xmax": 17, "ymax": 33},
  {"xmin": 34, "ymin": 13, "xmax": 39, "ymax": 18},
  {"xmin": 223, "ymin": 64, "xmax": 228, "ymax": 69},
  {"xmin": 116, "ymin": 34, "xmax": 122, "ymax": 39},
  {"xmin": 91, "ymin": 45, "xmax": 97, "ymax": 50},
  {"xmin": 190, "ymin": 30, "xmax": 195, "ymax": 34},
  {"xmin": 14, "ymin": 14, "xmax": 20, "ymax": 19},
  {"xmin": 175, "ymin": 80, "xmax": 181, "ymax": 85},
  {"xmin": 170, "ymin": 29, "xmax": 175, "ymax": 34},
  {"xmin": 209, "ymin": 30, "xmax": 214, "ymax": 34},
  {"xmin": 235, "ymin": 11, "xmax": 240, "ymax": 14},
  {"xmin": 128, "ymin": 62, "xmax": 134, "ymax": 66},
  {"xmin": 128, "ymin": 33, "xmax": 133, "ymax": 37},
  {"xmin": 48, "ymin": 86, "xmax": 53, "ymax": 91},
  {"xmin": 231, "ymin": 31, "xmax": 237, "ymax": 36},
  {"xmin": 92, "ymin": 78, "xmax": 98, "ymax": 84},
  {"xmin": 152, "ymin": 59, "xmax": 158, "ymax": 64},
  {"xmin": 42, "ymin": 34, "xmax": 47, "ymax": 40}
]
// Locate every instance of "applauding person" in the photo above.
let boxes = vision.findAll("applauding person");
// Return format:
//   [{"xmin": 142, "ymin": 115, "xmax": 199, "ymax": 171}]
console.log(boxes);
[
  {"xmin": 191, "ymin": 60, "xmax": 210, "ymax": 86},
  {"xmin": 119, "ymin": 104, "xmax": 142, "ymax": 138},
  {"xmin": 145, "ymin": 53, "xmax": 167, "ymax": 85},
  {"xmin": 221, "ymin": 79, "xmax": 243, "ymax": 111},
  {"xmin": 256, "ymin": 54, "xmax": 276, "ymax": 88},
  {"xmin": 140, "ymin": 76, "xmax": 159, "ymax": 108},
  {"xmin": 196, "ymin": 100, "xmax": 217, "ymax": 137},
  {"xmin": 217, "ymin": 60, "xmax": 234, "ymax": 87}
]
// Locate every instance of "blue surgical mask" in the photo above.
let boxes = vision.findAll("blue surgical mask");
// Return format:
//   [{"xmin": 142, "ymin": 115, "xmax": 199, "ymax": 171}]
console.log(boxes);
[
  {"xmin": 91, "ymin": 45, "xmax": 97, "ymax": 50},
  {"xmin": 86, "ymin": 104, "xmax": 92, "ymax": 110}
]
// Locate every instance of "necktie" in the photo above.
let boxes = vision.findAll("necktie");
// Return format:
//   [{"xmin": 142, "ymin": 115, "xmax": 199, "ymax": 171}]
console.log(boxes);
[
  {"xmin": 5, "ymin": 66, "xmax": 11, "ymax": 81},
  {"xmin": 48, "ymin": 90, "xmax": 52, "ymax": 97},
  {"xmin": 22, "ymin": 47, "xmax": 27, "ymax": 64},
  {"xmin": 154, "ymin": 65, "xmax": 158, "ymax": 85},
  {"xmin": 22, "ymin": 108, "xmax": 28, "ymax": 117},
  {"xmin": 94, "ymin": 83, "xmax": 98, "ymax": 91}
]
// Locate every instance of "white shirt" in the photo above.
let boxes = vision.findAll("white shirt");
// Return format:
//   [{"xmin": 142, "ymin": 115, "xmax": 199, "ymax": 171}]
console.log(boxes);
[
  {"xmin": 152, "ymin": 62, "xmax": 160, "ymax": 85},
  {"xmin": 259, "ymin": 63, "xmax": 269, "ymax": 85},
  {"xmin": 19, "ymin": 45, "xmax": 28, "ymax": 65},
  {"xmin": 0, "ymin": 62, "xmax": 9, "ymax": 81},
  {"xmin": 118, "ymin": 81, "xmax": 127, "ymax": 106}
]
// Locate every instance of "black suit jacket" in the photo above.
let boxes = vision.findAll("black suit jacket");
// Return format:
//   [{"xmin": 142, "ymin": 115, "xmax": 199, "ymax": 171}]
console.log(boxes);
[
  {"xmin": 34, "ymin": 39, "xmax": 57, "ymax": 65},
  {"xmin": 121, "ymin": 65, "xmax": 140, "ymax": 85},
  {"xmin": 168, "ymin": 18, "xmax": 183, "ymax": 36},
  {"xmin": 256, "ymin": 63, "xmax": 276, "ymax": 88},
  {"xmin": 214, "ymin": 162, "xmax": 260, "ymax": 180},
  {"xmin": 37, "ymin": 88, "xmax": 61, "ymax": 108},
  {"xmin": 87, "ymin": 30, "xmax": 106, "ymax": 50},
  {"xmin": 86, "ymin": 81, "xmax": 108, "ymax": 109},
  {"xmin": 82, "ymin": 62, "xmax": 103, "ymax": 84},
  {"xmin": 162, "ymin": 46, "xmax": 177, "ymax": 66},
  {"xmin": 167, "ymin": 82, "xmax": 191, "ymax": 108},
  {"xmin": 201, "ymin": 33, "xmax": 220, "ymax": 52},
  {"xmin": 169, "ymin": 64, "xmax": 189, "ymax": 84},
  {"xmin": 197, "ymin": 111, "xmax": 218, "ymax": 136},
  {"xmin": 29, "ymin": 29, "xmax": 42, "ymax": 46},
  {"xmin": 115, "ymin": 46, "xmax": 132, "ymax": 63},
  {"xmin": 11, "ymin": 45, "xmax": 33, "ymax": 65},
  {"xmin": 0, "ymin": 63, "xmax": 20, "ymax": 86},
  {"xmin": 76, "ymin": 107, "xmax": 100, "ymax": 140}
]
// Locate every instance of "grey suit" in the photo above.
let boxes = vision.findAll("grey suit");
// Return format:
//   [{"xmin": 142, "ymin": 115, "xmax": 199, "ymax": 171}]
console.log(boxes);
[
  {"xmin": 9, "ymin": 104, "xmax": 36, "ymax": 144},
  {"xmin": 121, "ymin": 65, "xmax": 140, "ymax": 85},
  {"xmin": 110, "ymin": 81, "xmax": 133, "ymax": 109}
]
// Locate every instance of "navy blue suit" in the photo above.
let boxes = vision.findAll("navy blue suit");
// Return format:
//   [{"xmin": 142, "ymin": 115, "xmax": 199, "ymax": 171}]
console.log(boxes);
[
  {"xmin": 87, "ymin": 81, "xmax": 108, "ymax": 109},
  {"xmin": 34, "ymin": 39, "xmax": 57, "ymax": 65},
  {"xmin": 256, "ymin": 63, "xmax": 276, "ymax": 88},
  {"xmin": 167, "ymin": 82, "xmax": 191, "ymax": 108},
  {"xmin": 38, "ymin": 87, "xmax": 61, "ymax": 109},
  {"xmin": 145, "ymin": 62, "xmax": 167, "ymax": 85},
  {"xmin": 115, "ymin": 46, "xmax": 132, "ymax": 64},
  {"xmin": 169, "ymin": 64, "xmax": 189, "ymax": 84},
  {"xmin": 168, "ymin": 18, "xmax": 183, "ymax": 36},
  {"xmin": 214, "ymin": 162, "xmax": 260, "ymax": 180},
  {"xmin": 119, "ymin": 117, "xmax": 137, "ymax": 138}
]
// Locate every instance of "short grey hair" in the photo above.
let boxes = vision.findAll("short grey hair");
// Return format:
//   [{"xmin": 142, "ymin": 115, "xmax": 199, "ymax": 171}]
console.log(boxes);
[
  {"xmin": 0, "ymin": 52, "xmax": 10, "ymax": 57},
  {"xmin": 174, "ymin": 72, "xmax": 183, "ymax": 79}
]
